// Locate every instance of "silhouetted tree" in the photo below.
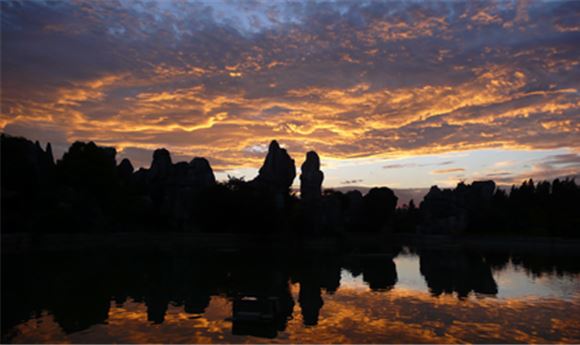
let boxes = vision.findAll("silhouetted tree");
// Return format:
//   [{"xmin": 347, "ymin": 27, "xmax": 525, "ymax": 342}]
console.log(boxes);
[
  {"xmin": 394, "ymin": 199, "xmax": 421, "ymax": 233},
  {"xmin": 363, "ymin": 187, "xmax": 398, "ymax": 232}
]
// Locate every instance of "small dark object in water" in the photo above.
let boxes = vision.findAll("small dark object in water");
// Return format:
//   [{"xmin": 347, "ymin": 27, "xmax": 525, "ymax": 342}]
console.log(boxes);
[{"xmin": 232, "ymin": 294, "xmax": 281, "ymax": 338}]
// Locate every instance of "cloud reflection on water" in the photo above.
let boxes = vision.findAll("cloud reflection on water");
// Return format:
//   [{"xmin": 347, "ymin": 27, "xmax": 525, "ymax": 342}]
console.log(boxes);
[{"xmin": 9, "ymin": 289, "xmax": 580, "ymax": 344}]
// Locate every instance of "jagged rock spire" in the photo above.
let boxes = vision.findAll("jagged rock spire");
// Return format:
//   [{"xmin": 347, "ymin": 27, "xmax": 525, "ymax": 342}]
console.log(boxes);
[
  {"xmin": 254, "ymin": 140, "xmax": 296, "ymax": 192},
  {"xmin": 45, "ymin": 142, "xmax": 54, "ymax": 166},
  {"xmin": 117, "ymin": 158, "xmax": 134, "ymax": 181},
  {"xmin": 189, "ymin": 157, "xmax": 216, "ymax": 187},
  {"xmin": 300, "ymin": 151, "xmax": 324, "ymax": 201},
  {"xmin": 150, "ymin": 148, "xmax": 172, "ymax": 180}
]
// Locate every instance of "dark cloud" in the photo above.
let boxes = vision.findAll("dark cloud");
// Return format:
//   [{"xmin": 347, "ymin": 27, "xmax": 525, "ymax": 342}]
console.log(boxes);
[
  {"xmin": 485, "ymin": 171, "xmax": 513, "ymax": 178},
  {"xmin": 383, "ymin": 163, "xmax": 416, "ymax": 169},
  {"xmin": 341, "ymin": 179, "xmax": 363, "ymax": 185},
  {"xmin": 431, "ymin": 168, "xmax": 466, "ymax": 174},
  {"xmin": 383, "ymin": 161, "xmax": 454, "ymax": 169},
  {"xmin": 547, "ymin": 153, "xmax": 580, "ymax": 166},
  {"xmin": 476, "ymin": 152, "xmax": 580, "ymax": 185}
]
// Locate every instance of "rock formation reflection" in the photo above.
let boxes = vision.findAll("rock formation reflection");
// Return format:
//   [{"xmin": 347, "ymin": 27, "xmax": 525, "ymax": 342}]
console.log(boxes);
[
  {"xmin": 344, "ymin": 253, "xmax": 399, "ymax": 292},
  {"xmin": 419, "ymin": 249, "xmax": 498, "ymax": 298},
  {"xmin": 2, "ymin": 247, "xmax": 579, "ymax": 343}
]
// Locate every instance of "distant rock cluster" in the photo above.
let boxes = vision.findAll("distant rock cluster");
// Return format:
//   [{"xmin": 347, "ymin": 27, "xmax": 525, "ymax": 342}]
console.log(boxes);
[
  {"xmin": 133, "ymin": 148, "xmax": 217, "ymax": 228},
  {"xmin": 1, "ymin": 135, "xmax": 55, "ymax": 190},
  {"xmin": 419, "ymin": 181, "xmax": 496, "ymax": 234}
]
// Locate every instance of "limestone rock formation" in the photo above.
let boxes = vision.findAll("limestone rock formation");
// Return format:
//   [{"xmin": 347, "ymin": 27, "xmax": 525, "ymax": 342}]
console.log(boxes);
[
  {"xmin": 300, "ymin": 151, "xmax": 324, "ymax": 201},
  {"xmin": 344, "ymin": 190, "xmax": 364, "ymax": 229},
  {"xmin": 117, "ymin": 158, "xmax": 134, "ymax": 181},
  {"xmin": 58, "ymin": 141, "xmax": 118, "ymax": 188},
  {"xmin": 150, "ymin": 148, "xmax": 172, "ymax": 181},
  {"xmin": 46, "ymin": 142, "xmax": 54, "ymax": 166},
  {"xmin": 254, "ymin": 140, "xmax": 296, "ymax": 192},
  {"xmin": 1, "ymin": 135, "xmax": 56, "ymax": 190},
  {"xmin": 189, "ymin": 157, "xmax": 216, "ymax": 188},
  {"xmin": 141, "ymin": 149, "xmax": 218, "ymax": 229}
]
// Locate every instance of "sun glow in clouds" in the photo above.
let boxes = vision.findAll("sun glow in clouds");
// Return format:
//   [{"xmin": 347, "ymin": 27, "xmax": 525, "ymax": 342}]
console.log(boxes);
[{"xmin": 1, "ymin": 1, "xmax": 579, "ymax": 187}]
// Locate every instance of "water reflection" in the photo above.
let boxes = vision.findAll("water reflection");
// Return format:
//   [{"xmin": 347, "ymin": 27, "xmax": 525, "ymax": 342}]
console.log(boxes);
[
  {"xmin": 343, "ymin": 253, "xmax": 399, "ymax": 292},
  {"xmin": 419, "ymin": 249, "xmax": 497, "ymax": 298},
  {"xmin": 2, "ymin": 246, "xmax": 579, "ymax": 343}
]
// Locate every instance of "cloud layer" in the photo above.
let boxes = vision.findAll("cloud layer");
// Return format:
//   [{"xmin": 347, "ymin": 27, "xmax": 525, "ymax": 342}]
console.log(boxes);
[{"xmin": 2, "ymin": 1, "xmax": 579, "ymax": 180}]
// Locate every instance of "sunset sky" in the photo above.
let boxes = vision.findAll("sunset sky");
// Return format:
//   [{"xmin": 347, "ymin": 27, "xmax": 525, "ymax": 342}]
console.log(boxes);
[{"xmin": 1, "ymin": 0, "xmax": 579, "ymax": 189}]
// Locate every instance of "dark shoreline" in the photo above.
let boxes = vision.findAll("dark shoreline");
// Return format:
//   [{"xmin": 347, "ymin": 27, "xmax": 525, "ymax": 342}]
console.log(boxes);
[{"xmin": 3, "ymin": 232, "xmax": 580, "ymax": 255}]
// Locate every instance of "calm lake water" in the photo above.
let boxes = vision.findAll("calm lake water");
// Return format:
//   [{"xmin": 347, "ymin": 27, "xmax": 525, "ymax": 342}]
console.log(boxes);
[{"xmin": 2, "ymin": 245, "xmax": 579, "ymax": 343}]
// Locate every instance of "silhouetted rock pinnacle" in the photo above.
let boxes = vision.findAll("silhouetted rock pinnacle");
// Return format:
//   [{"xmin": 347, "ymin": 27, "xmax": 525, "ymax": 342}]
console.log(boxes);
[
  {"xmin": 150, "ymin": 148, "xmax": 172, "ymax": 180},
  {"xmin": 189, "ymin": 157, "xmax": 216, "ymax": 188},
  {"xmin": 117, "ymin": 158, "xmax": 134, "ymax": 181},
  {"xmin": 1, "ymin": 134, "xmax": 56, "ymax": 192},
  {"xmin": 46, "ymin": 142, "xmax": 54, "ymax": 166},
  {"xmin": 58, "ymin": 141, "xmax": 117, "ymax": 189},
  {"xmin": 254, "ymin": 140, "xmax": 296, "ymax": 192},
  {"xmin": 300, "ymin": 151, "xmax": 324, "ymax": 201}
]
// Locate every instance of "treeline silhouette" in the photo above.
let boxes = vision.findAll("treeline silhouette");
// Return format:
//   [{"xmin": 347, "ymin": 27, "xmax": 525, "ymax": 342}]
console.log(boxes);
[
  {"xmin": 396, "ymin": 178, "xmax": 579, "ymax": 237},
  {"xmin": 1, "ymin": 134, "xmax": 578, "ymax": 237}
]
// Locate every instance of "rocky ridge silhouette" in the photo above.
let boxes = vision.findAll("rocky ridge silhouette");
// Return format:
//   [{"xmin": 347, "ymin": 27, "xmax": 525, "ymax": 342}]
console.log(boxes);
[{"xmin": 1, "ymin": 133, "xmax": 578, "ymax": 237}]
